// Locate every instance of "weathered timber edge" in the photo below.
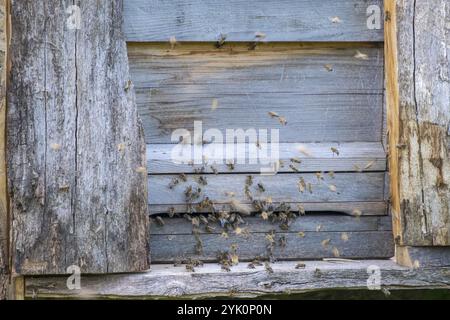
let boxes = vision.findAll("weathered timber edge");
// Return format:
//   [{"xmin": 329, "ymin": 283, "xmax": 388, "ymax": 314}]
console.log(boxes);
[{"xmin": 25, "ymin": 260, "xmax": 450, "ymax": 299}]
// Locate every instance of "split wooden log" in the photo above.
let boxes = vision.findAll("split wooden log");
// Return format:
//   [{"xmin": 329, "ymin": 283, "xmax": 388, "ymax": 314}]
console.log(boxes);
[{"xmin": 7, "ymin": 0, "xmax": 149, "ymax": 275}]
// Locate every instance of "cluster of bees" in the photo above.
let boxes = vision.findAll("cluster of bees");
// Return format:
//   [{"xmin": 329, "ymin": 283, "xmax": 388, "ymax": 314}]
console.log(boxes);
[{"xmin": 151, "ymin": 37, "xmax": 374, "ymax": 273}]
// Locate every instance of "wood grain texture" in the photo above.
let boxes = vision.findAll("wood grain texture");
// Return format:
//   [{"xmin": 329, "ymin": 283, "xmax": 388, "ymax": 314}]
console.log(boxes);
[
  {"xmin": 147, "ymin": 142, "xmax": 387, "ymax": 173},
  {"xmin": 396, "ymin": 246, "xmax": 450, "ymax": 268},
  {"xmin": 386, "ymin": 0, "xmax": 450, "ymax": 246},
  {"xmin": 7, "ymin": 0, "xmax": 149, "ymax": 275},
  {"xmin": 151, "ymin": 231, "xmax": 394, "ymax": 262},
  {"xmin": 0, "ymin": 0, "xmax": 8, "ymax": 300},
  {"xmin": 124, "ymin": 0, "xmax": 384, "ymax": 42},
  {"xmin": 149, "ymin": 215, "xmax": 393, "ymax": 262},
  {"xmin": 24, "ymin": 260, "xmax": 450, "ymax": 299},
  {"xmin": 148, "ymin": 172, "xmax": 386, "ymax": 213},
  {"xmin": 128, "ymin": 43, "xmax": 384, "ymax": 144}
]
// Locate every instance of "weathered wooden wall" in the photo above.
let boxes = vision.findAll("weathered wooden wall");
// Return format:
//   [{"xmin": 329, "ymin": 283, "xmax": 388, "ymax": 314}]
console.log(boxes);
[
  {"xmin": 385, "ymin": 0, "xmax": 450, "ymax": 250},
  {"xmin": 0, "ymin": 0, "xmax": 8, "ymax": 300},
  {"xmin": 7, "ymin": 0, "xmax": 149, "ymax": 275}
]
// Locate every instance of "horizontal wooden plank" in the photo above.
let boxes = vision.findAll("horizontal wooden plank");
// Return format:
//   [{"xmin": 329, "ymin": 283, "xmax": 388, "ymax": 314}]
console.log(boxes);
[
  {"xmin": 149, "ymin": 201, "xmax": 388, "ymax": 216},
  {"xmin": 147, "ymin": 142, "xmax": 387, "ymax": 173},
  {"xmin": 124, "ymin": 0, "xmax": 384, "ymax": 42},
  {"xmin": 26, "ymin": 261, "xmax": 450, "ymax": 299},
  {"xmin": 150, "ymin": 215, "xmax": 392, "ymax": 235},
  {"xmin": 150, "ymin": 231, "xmax": 395, "ymax": 262},
  {"xmin": 148, "ymin": 172, "xmax": 386, "ymax": 211},
  {"xmin": 128, "ymin": 43, "xmax": 384, "ymax": 144}
]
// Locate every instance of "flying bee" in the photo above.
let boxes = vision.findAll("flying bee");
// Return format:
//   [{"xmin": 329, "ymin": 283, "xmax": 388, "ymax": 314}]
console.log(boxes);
[
  {"xmin": 278, "ymin": 117, "xmax": 287, "ymax": 126},
  {"xmin": 169, "ymin": 36, "xmax": 177, "ymax": 49},
  {"xmin": 268, "ymin": 111, "xmax": 279, "ymax": 118},
  {"xmin": 215, "ymin": 33, "xmax": 227, "ymax": 48},
  {"xmin": 324, "ymin": 64, "xmax": 333, "ymax": 72},
  {"xmin": 354, "ymin": 50, "xmax": 369, "ymax": 60},
  {"xmin": 353, "ymin": 164, "xmax": 363, "ymax": 172},
  {"xmin": 331, "ymin": 147, "xmax": 340, "ymax": 156}
]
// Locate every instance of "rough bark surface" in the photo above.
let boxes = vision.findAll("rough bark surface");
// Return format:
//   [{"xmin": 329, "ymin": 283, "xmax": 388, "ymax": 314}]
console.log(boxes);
[
  {"xmin": 387, "ymin": 0, "xmax": 450, "ymax": 246},
  {"xmin": 0, "ymin": 0, "xmax": 8, "ymax": 299},
  {"xmin": 7, "ymin": 0, "xmax": 149, "ymax": 275}
]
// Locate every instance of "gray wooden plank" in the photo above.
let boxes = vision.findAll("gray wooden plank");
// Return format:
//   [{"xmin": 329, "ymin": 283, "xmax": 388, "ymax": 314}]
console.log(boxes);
[
  {"xmin": 128, "ymin": 43, "xmax": 384, "ymax": 144},
  {"xmin": 148, "ymin": 172, "xmax": 386, "ymax": 208},
  {"xmin": 397, "ymin": 247, "xmax": 450, "ymax": 268},
  {"xmin": 150, "ymin": 231, "xmax": 395, "ymax": 262},
  {"xmin": 149, "ymin": 201, "xmax": 388, "ymax": 216},
  {"xmin": 150, "ymin": 215, "xmax": 392, "ymax": 235},
  {"xmin": 124, "ymin": 0, "xmax": 384, "ymax": 42},
  {"xmin": 147, "ymin": 142, "xmax": 387, "ymax": 173},
  {"xmin": 25, "ymin": 261, "xmax": 450, "ymax": 299}
]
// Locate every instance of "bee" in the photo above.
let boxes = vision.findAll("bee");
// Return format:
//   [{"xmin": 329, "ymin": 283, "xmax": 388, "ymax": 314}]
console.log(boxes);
[
  {"xmin": 211, "ymin": 98, "xmax": 219, "ymax": 111},
  {"xmin": 332, "ymin": 247, "xmax": 340, "ymax": 258},
  {"xmin": 229, "ymin": 199, "xmax": 251, "ymax": 215},
  {"xmin": 341, "ymin": 232, "xmax": 349, "ymax": 242},
  {"xmin": 295, "ymin": 263, "xmax": 306, "ymax": 269},
  {"xmin": 168, "ymin": 177, "xmax": 180, "ymax": 189},
  {"xmin": 297, "ymin": 145, "xmax": 313, "ymax": 157},
  {"xmin": 191, "ymin": 216, "xmax": 200, "ymax": 227},
  {"xmin": 278, "ymin": 117, "xmax": 287, "ymax": 126},
  {"xmin": 315, "ymin": 172, "xmax": 324, "ymax": 181},
  {"xmin": 124, "ymin": 80, "xmax": 133, "ymax": 92},
  {"xmin": 328, "ymin": 171, "xmax": 335, "ymax": 179},
  {"xmin": 257, "ymin": 183, "xmax": 265, "ymax": 193},
  {"xmin": 215, "ymin": 33, "xmax": 227, "ymax": 48},
  {"xmin": 314, "ymin": 268, "xmax": 322, "ymax": 277},
  {"xmin": 331, "ymin": 147, "xmax": 340, "ymax": 156},
  {"xmin": 316, "ymin": 224, "xmax": 322, "ymax": 232},
  {"xmin": 385, "ymin": 11, "xmax": 391, "ymax": 22},
  {"xmin": 324, "ymin": 64, "xmax": 333, "ymax": 72},
  {"xmin": 197, "ymin": 176, "xmax": 208, "ymax": 186},
  {"xmin": 194, "ymin": 167, "xmax": 206, "ymax": 174},
  {"xmin": 307, "ymin": 183, "xmax": 313, "ymax": 194},
  {"xmin": 248, "ymin": 42, "xmax": 258, "ymax": 51},
  {"xmin": 279, "ymin": 235, "xmax": 287, "ymax": 248},
  {"xmin": 290, "ymin": 157, "xmax": 302, "ymax": 164},
  {"xmin": 225, "ymin": 191, "xmax": 236, "ymax": 197},
  {"xmin": 221, "ymin": 265, "xmax": 231, "ymax": 272},
  {"xmin": 353, "ymin": 164, "xmax": 363, "ymax": 172},
  {"xmin": 255, "ymin": 31, "xmax": 266, "ymax": 39},
  {"xmin": 261, "ymin": 211, "xmax": 269, "ymax": 220},
  {"xmin": 210, "ymin": 165, "xmax": 218, "ymax": 175},
  {"xmin": 205, "ymin": 224, "xmax": 216, "ymax": 233},
  {"xmin": 226, "ymin": 162, "xmax": 235, "ymax": 171},
  {"xmin": 155, "ymin": 216, "xmax": 165, "ymax": 227},
  {"xmin": 297, "ymin": 205, "xmax": 306, "ymax": 216},
  {"xmin": 354, "ymin": 50, "xmax": 369, "ymax": 60},
  {"xmin": 298, "ymin": 177, "xmax": 306, "ymax": 193},
  {"xmin": 290, "ymin": 164, "xmax": 300, "ymax": 172},
  {"xmin": 364, "ymin": 160, "xmax": 375, "ymax": 170},
  {"xmin": 185, "ymin": 264, "xmax": 195, "ymax": 272},
  {"xmin": 168, "ymin": 207, "xmax": 176, "ymax": 218},
  {"xmin": 169, "ymin": 36, "xmax": 177, "ymax": 49},
  {"xmin": 328, "ymin": 184, "xmax": 337, "ymax": 193},
  {"xmin": 352, "ymin": 209, "xmax": 362, "ymax": 218},
  {"xmin": 297, "ymin": 231, "xmax": 305, "ymax": 238},
  {"xmin": 179, "ymin": 173, "xmax": 187, "ymax": 182},
  {"xmin": 331, "ymin": 16, "xmax": 342, "ymax": 23},
  {"xmin": 199, "ymin": 215, "xmax": 209, "ymax": 225},
  {"xmin": 268, "ymin": 111, "xmax": 279, "ymax": 118},
  {"xmin": 264, "ymin": 262, "xmax": 274, "ymax": 274},
  {"xmin": 246, "ymin": 175, "xmax": 254, "ymax": 186},
  {"xmin": 321, "ymin": 238, "xmax": 331, "ymax": 248},
  {"xmin": 247, "ymin": 263, "xmax": 256, "ymax": 269}
]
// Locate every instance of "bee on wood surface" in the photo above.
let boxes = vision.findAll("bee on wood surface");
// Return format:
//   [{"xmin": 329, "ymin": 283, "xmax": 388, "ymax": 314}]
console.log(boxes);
[
  {"xmin": 178, "ymin": 173, "xmax": 187, "ymax": 182},
  {"xmin": 168, "ymin": 177, "xmax": 180, "ymax": 189},
  {"xmin": 297, "ymin": 204, "xmax": 306, "ymax": 216},
  {"xmin": 331, "ymin": 147, "xmax": 340, "ymax": 156},
  {"xmin": 341, "ymin": 232, "xmax": 349, "ymax": 242},
  {"xmin": 290, "ymin": 164, "xmax": 300, "ymax": 172},
  {"xmin": 197, "ymin": 176, "xmax": 208, "ymax": 186},
  {"xmin": 290, "ymin": 157, "xmax": 302, "ymax": 164},
  {"xmin": 155, "ymin": 216, "xmax": 165, "ymax": 227},
  {"xmin": 354, "ymin": 50, "xmax": 369, "ymax": 60},
  {"xmin": 321, "ymin": 238, "xmax": 331, "ymax": 248},
  {"xmin": 315, "ymin": 172, "xmax": 324, "ymax": 181},
  {"xmin": 210, "ymin": 165, "xmax": 218, "ymax": 175},
  {"xmin": 279, "ymin": 235, "xmax": 287, "ymax": 248},
  {"xmin": 328, "ymin": 171, "xmax": 335, "ymax": 179},
  {"xmin": 295, "ymin": 263, "xmax": 306, "ymax": 269},
  {"xmin": 246, "ymin": 175, "xmax": 254, "ymax": 186},
  {"xmin": 226, "ymin": 161, "xmax": 235, "ymax": 171},
  {"xmin": 298, "ymin": 177, "xmax": 306, "ymax": 193},
  {"xmin": 264, "ymin": 262, "xmax": 274, "ymax": 274},
  {"xmin": 324, "ymin": 64, "xmax": 334, "ymax": 72},
  {"xmin": 168, "ymin": 207, "xmax": 176, "ymax": 218},
  {"xmin": 332, "ymin": 247, "xmax": 340, "ymax": 258},
  {"xmin": 257, "ymin": 183, "xmax": 265, "ymax": 193}
]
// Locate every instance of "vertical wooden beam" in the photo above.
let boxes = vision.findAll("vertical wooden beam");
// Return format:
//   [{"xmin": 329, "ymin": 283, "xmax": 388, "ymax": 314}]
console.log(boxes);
[
  {"xmin": 0, "ymin": 0, "xmax": 9, "ymax": 300},
  {"xmin": 386, "ymin": 0, "xmax": 450, "ymax": 265},
  {"xmin": 8, "ymin": 0, "xmax": 149, "ymax": 275}
]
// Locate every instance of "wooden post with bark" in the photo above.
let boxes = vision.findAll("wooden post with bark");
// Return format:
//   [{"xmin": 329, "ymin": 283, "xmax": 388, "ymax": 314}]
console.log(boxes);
[
  {"xmin": 385, "ymin": 0, "xmax": 450, "ymax": 266},
  {"xmin": 7, "ymin": 0, "xmax": 149, "ymax": 275}
]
